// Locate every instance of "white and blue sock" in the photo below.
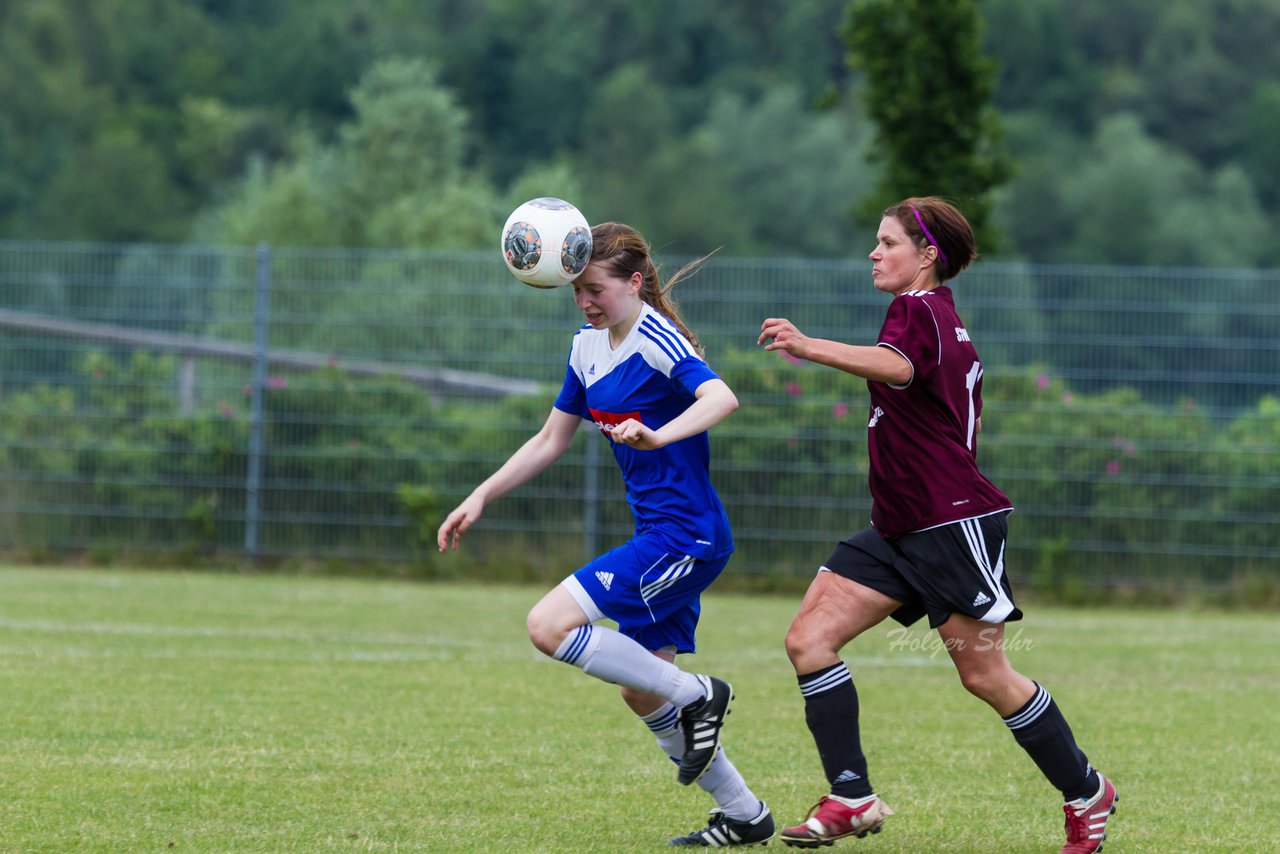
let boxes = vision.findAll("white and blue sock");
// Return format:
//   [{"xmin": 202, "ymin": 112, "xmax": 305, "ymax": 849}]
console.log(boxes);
[
  {"xmin": 640, "ymin": 701, "xmax": 760, "ymax": 821},
  {"xmin": 553, "ymin": 625, "xmax": 704, "ymax": 707}
]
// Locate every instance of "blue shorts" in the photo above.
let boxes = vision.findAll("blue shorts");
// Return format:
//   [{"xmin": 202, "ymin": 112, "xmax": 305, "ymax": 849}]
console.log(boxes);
[{"xmin": 562, "ymin": 535, "xmax": 731, "ymax": 655}]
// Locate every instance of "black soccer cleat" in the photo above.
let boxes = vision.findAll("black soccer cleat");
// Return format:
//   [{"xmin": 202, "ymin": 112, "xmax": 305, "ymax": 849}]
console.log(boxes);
[
  {"xmin": 677, "ymin": 675, "xmax": 733, "ymax": 786},
  {"xmin": 670, "ymin": 803, "xmax": 775, "ymax": 847}
]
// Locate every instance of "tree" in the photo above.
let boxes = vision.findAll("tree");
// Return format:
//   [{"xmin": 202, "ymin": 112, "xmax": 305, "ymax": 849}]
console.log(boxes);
[
  {"xmin": 195, "ymin": 58, "xmax": 501, "ymax": 250},
  {"xmin": 1055, "ymin": 114, "xmax": 1271, "ymax": 268},
  {"xmin": 842, "ymin": 0, "xmax": 1012, "ymax": 251},
  {"xmin": 1243, "ymin": 82, "xmax": 1280, "ymax": 213}
]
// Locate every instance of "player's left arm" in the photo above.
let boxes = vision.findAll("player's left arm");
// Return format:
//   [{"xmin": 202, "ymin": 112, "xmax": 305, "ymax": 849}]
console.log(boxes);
[{"xmin": 609, "ymin": 378, "xmax": 738, "ymax": 450}]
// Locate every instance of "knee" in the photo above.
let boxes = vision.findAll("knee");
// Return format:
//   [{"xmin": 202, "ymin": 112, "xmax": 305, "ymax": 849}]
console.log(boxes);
[
  {"xmin": 957, "ymin": 667, "xmax": 1005, "ymax": 705},
  {"xmin": 785, "ymin": 618, "xmax": 829, "ymax": 673},
  {"xmin": 525, "ymin": 606, "xmax": 567, "ymax": 657}
]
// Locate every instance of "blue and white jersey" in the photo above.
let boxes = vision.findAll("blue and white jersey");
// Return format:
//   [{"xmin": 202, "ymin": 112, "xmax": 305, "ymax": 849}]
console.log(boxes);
[{"xmin": 553, "ymin": 303, "xmax": 733, "ymax": 560}]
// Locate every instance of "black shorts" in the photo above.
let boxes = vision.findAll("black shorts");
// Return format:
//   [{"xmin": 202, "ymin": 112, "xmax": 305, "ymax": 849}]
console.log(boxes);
[{"xmin": 821, "ymin": 510, "xmax": 1022, "ymax": 629}]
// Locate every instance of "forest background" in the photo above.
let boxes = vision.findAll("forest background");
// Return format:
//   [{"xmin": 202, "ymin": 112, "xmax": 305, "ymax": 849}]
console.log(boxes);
[
  {"xmin": 3, "ymin": 0, "xmax": 1280, "ymax": 267},
  {"xmin": 2, "ymin": 0, "xmax": 1278, "ymax": 594}
]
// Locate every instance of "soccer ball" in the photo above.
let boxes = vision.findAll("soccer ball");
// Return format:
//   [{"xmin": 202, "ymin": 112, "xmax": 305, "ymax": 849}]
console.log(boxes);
[{"xmin": 500, "ymin": 197, "xmax": 593, "ymax": 288}]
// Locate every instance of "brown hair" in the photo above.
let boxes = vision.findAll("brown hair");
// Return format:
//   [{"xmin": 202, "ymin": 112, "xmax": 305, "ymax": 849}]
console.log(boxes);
[
  {"xmin": 589, "ymin": 222, "xmax": 711, "ymax": 357},
  {"xmin": 883, "ymin": 196, "xmax": 978, "ymax": 282}
]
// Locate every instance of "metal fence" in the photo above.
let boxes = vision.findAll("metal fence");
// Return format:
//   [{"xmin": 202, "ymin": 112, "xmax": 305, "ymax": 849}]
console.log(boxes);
[{"xmin": 1, "ymin": 239, "xmax": 1277, "ymax": 589}]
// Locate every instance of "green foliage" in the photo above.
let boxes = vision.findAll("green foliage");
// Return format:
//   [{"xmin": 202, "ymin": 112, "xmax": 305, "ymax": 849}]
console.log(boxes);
[
  {"xmin": 1242, "ymin": 81, "xmax": 1280, "ymax": 212},
  {"xmin": 196, "ymin": 58, "xmax": 503, "ymax": 250},
  {"xmin": 175, "ymin": 95, "xmax": 290, "ymax": 200},
  {"xmin": 577, "ymin": 73, "xmax": 878, "ymax": 256},
  {"xmin": 393, "ymin": 483, "xmax": 439, "ymax": 552},
  {"xmin": 2, "ymin": 340, "xmax": 1278, "ymax": 590},
  {"xmin": 0, "ymin": 0, "xmax": 235, "ymax": 239},
  {"xmin": 0, "ymin": 351, "xmax": 248, "ymax": 555},
  {"xmin": 842, "ymin": 0, "xmax": 1013, "ymax": 249},
  {"xmin": 4, "ymin": 0, "xmax": 1279, "ymax": 265},
  {"xmin": 41, "ymin": 127, "xmax": 185, "ymax": 242},
  {"xmin": 1001, "ymin": 113, "xmax": 1272, "ymax": 266},
  {"xmin": 982, "ymin": 0, "xmax": 1280, "ymax": 266}
]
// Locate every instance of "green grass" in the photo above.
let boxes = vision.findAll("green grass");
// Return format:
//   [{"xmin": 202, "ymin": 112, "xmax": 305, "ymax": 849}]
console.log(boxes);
[{"xmin": 1, "ymin": 565, "xmax": 1276, "ymax": 853}]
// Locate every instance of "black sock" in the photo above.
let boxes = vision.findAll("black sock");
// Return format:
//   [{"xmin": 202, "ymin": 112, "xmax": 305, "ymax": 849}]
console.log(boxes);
[
  {"xmin": 1003, "ymin": 682, "xmax": 1098, "ymax": 801},
  {"xmin": 798, "ymin": 662, "xmax": 873, "ymax": 799}
]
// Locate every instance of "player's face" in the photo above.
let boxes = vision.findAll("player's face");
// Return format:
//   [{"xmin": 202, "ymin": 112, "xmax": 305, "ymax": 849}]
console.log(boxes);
[
  {"xmin": 572, "ymin": 262, "xmax": 642, "ymax": 337},
  {"xmin": 870, "ymin": 215, "xmax": 930, "ymax": 295}
]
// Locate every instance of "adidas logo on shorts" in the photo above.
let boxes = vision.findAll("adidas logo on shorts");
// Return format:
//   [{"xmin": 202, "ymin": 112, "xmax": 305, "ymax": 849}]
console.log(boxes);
[
  {"xmin": 596, "ymin": 570, "xmax": 614, "ymax": 591},
  {"xmin": 972, "ymin": 590, "xmax": 992, "ymax": 607}
]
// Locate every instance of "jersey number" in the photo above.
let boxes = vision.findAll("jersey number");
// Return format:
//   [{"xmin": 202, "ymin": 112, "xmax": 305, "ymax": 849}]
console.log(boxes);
[{"xmin": 964, "ymin": 361, "xmax": 982, "ymax": 450}]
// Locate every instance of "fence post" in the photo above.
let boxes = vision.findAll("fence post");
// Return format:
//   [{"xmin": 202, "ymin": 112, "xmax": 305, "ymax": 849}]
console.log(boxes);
[
  {"xmin": 584, "ymin": 425, "xmax": 599, "ymax": 560},
  {"xmin": 244, "ymin": 244, "xmax": 271, "ymax": 561},
  {"xmin": 178, "ymin": 357, "xmax": 196, "ymax": 414}
]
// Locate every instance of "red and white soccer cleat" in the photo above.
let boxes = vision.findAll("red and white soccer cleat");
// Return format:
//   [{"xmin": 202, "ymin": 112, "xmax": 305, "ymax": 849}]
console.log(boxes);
[
  {"xmin": 1061, "ymin": 774, "xmax": 1118, "ymax": 854},
  {"xmin": 780, "ymin": 793, "xmax": 893, "ymax": 848}
]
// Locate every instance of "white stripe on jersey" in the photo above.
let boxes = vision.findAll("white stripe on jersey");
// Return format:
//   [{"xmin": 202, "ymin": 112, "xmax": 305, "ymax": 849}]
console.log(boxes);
[
  {"xmin": 919, "ymin": 295, "xmax": 943, "ymax": 367},
  {"xmin": 569, "ymin": 304, "xmax": 699, "ymax": 388},
  {"xmin": 639, "ymin": 314, "xmax": 692, "ymax": 362},
  {"xmin": 900, "ymin": 290, "xmax": 944, "ymax": 367}
]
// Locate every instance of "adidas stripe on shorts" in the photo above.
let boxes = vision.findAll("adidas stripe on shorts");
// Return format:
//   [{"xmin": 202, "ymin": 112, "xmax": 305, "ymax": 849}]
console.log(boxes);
[
  {"xmin": 562, "ymin": 534, "xmax": 732, "ymax": 655},
  {"xmin": 821, "ymin": 509, "xmax": 1022, "ymax": 629}
]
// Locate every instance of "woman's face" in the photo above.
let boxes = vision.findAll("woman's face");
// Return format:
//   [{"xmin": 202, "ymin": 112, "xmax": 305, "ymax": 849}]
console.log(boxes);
[
  {"xmin": 869, "ymin": 215, "xmax": 932, "ymax": 295},
  {"xmin": 572, "ymin": 261, "xmax": 642, "ymax": 337}
]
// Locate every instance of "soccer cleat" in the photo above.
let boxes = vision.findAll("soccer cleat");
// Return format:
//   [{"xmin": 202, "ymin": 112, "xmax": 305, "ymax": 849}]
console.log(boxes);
[
  {"xmin": 1061, "ymin": 774, "xmax": 1118, "ymax": 854},
  {"xmin": 677, "ymin": 675, "xmax": 734, "ymax": 785},
  {"xmin": 779, "ymin": 794, "xmax": 893, "ymax": 848},
  {"xmin": 670, "ymin": 802, "xmax": 776, "ymax": 847}
]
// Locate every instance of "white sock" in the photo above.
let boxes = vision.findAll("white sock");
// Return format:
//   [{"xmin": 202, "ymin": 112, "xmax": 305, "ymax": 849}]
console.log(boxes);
[
  {"xmin": 641, "ymin": 702, "xmax": 760, "ymax": 821},
  {"xmin": 693, "ymin": 749, "xmax": 761, "ymax": 820},
  {"xmin": 641, "ymin": 701, "xmax": 682, "ymax": 744},
  {"xmin": 554, "ymin": 625, "xmax": 703, "ymax": 706}
]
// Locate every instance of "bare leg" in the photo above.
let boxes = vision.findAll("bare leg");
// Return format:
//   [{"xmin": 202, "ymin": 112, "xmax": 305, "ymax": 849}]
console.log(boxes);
[
  {"xmin": 939, "ymin": 614, "xmax": 1097, "ymax": 803},
  {"xmin": 785, "ymin": 571, "xmax": 899, "ymax": 674},
  {"xmin": 937, "ymin": 614, "xmax": 1036, "ymax": 715},
  {"xmin": 526, "ymin": 584, "xmax": 591, "ymax": 655}
]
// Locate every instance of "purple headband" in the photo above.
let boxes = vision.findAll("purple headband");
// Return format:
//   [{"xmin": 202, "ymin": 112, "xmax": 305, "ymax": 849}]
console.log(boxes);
[{"xmin": 909, "ymin": 205, "xmax": 948, "ymax": 267}]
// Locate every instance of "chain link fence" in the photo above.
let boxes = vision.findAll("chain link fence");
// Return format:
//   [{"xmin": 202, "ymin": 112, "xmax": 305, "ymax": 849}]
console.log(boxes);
[{"xmin": 1, "ymin": 240, "xmax": 1277, "ymax": 590}]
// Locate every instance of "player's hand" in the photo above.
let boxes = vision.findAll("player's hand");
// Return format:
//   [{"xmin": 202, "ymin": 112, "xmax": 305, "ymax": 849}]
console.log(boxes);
[
  {"xmin": 609, "ymin": 418, "xmax": 664, "ymax": 450},
  {"xmin": 437, "ymin": 495, "xmax": 484, "ymax": 552},
  {"xmin": 758, "ymin": 317, "xmax": 811, "ymax": 359}
]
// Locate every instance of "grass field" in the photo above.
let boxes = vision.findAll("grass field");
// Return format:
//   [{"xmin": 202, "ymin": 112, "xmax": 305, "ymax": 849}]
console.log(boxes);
[{"xmin": 1, "ymin": 565, "xmax": 1276, "ymax": 853}]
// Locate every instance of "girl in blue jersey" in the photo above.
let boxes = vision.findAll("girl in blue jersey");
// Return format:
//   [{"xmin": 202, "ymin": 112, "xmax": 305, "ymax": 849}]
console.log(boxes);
[
  {"xmin": 438, "ymin": 222, "xmax": 774, "ymax": 847},
  {"xmin": 758, "ymin": 198, "xmax": 1115, "ymax": 853}
]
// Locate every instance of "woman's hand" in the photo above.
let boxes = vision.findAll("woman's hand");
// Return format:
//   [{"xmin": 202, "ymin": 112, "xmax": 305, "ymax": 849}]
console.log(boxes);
[
  {"xmin": 436, "ymin": 494, "xmax": 485, "ymax": 552},
  {"xmin": 609, "ymin": 418, "xmax": 663, "ymax": 450},
  {"xmin": 758, "ymin": 317, "xmax": 812, "ymax": 360}
]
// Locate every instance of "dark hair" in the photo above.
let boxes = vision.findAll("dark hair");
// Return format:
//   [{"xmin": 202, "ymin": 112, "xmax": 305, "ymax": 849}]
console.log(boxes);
[
  {"xmin": 883, "ymin": 196, "xmax": 977, "ymax": 281},
  {"xmin": 589, "ymin": 222, "xmax": 712, "ymax": 357}
]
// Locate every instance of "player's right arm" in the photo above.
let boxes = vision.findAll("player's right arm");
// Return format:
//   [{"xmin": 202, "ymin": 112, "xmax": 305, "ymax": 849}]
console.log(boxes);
[
  {"xmin": 758, "ymin": 317, "xmax": 911, "ymax": 385},
  {"xmin": 436, "ymin": 407, "xmax": 580, "ymax": 552}
]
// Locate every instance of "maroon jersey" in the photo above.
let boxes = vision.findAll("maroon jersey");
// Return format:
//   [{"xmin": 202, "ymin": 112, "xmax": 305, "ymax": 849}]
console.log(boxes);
[{"xmin": 866, "ymin": 287, "xmax": 1012, "ymax": 537}]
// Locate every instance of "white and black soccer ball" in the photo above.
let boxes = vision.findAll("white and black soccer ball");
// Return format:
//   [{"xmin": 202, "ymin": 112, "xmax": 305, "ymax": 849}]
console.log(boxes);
[{"xmin": 500, "ymin": 197, "xmax": 593, "ymax": 288}]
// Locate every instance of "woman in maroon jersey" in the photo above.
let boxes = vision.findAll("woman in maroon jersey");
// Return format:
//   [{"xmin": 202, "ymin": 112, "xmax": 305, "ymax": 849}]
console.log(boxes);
[{"xmin": 757, "ymin": 197, "xmax": 1117, "ymax": 854}]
